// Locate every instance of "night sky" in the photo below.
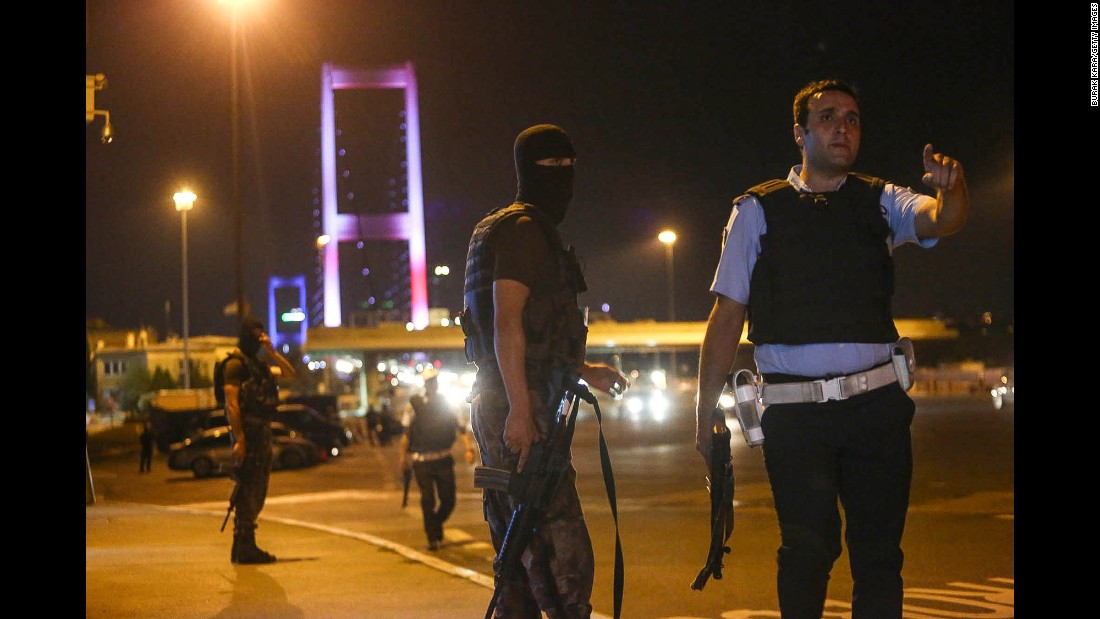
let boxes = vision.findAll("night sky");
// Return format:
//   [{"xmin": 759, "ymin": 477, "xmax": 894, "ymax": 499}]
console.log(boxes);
[{"xmin": 85, "ymin": 1, "xmax": 1014, "ymax": 339}]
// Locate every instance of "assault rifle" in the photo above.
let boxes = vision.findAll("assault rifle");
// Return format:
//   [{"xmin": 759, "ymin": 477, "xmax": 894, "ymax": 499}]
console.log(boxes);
[
  {"xmin": 221, "ymin": 466, "xmax": 243, "ymax": 532},
  {"xmin": 474, "ymin": 373, "xmax": 622, "ymax": 619},
  {"xmin": 221, "ymin": 444, "xmax": 258, "ymax": 532},
  {"xmin": 690, "ymin": 404, "xmax": 736, "ymax": 591}
]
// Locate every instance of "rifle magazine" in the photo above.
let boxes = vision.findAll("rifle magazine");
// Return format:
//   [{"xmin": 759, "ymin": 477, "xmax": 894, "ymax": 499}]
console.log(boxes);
[{"xmin": 473, "ymin": 466, "xmax": 512, "ymax": 492}]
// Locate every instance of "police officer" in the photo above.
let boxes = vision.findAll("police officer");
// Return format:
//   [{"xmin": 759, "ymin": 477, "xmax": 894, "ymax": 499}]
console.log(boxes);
[
  {"xmin": 223, "ymin": 316, "xmax": 298, "ymax": 564},
  {"xmin": 398, "ymin": 367, "xmax": 476, "ymax": 551},
  {"xmin": 461, "ymin": 124, "xmax": 629, "ymax": 618},
  {"xmin": 695, "ymin": 80, "xmax": 969, "ymax": 618}
]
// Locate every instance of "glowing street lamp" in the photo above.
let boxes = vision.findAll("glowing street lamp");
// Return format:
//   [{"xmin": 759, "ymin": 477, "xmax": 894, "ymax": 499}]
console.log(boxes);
[
  {"xmin": 174, "ymin": 190, "xmax": 197, "ymax": 389},
  {"xmin": 658, "ymin": 230, "xmax": 677, "ymax": 322}
]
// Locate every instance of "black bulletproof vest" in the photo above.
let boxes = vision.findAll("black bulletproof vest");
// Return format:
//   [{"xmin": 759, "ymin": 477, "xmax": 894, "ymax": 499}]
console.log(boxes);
[
  {"xmin": 239, "ymin": 354, "xmax": 280, "ymax": 420},
  {"xmin": 460, "ymin": 203, "xmax": 588, "ymax": 388},
  {"xmin": 746, "ymin": 173, "xmax": 900, "ymax": 345}
]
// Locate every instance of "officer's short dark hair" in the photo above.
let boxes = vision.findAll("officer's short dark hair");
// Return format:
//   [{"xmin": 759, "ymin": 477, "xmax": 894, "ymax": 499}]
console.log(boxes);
[{"xmin": 792, "ymin": 79, "xmax": 860, "ymax": 128}]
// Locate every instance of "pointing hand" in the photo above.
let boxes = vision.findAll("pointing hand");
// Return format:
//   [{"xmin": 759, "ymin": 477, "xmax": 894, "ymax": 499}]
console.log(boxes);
[{"xmin": 921, "ymin": 143, "xmax": 964, "ymax": 192}]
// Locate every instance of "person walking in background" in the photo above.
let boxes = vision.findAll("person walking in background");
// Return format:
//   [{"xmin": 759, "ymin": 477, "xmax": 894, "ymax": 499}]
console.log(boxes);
[
  {"xmin": 222, "ymin": 316, "xmax": 298, "ymax": 564},
  {"xmin": 694, "ymin": 79, "xmax": 969, "ymax": 618},
  {"xmin": 138, "ymin": 422, "xmax": 155, "ymax": 473},
  {"xmin": 398, "ymin": 367, "xmax": 476, "ymax": 551},
  {"xmin": 460, "ymin": 123, "xmax": 629, "ymax": 618},
  {"xmin": 365, "ymin": 400, "xmax": 383, "ymax": 446}
]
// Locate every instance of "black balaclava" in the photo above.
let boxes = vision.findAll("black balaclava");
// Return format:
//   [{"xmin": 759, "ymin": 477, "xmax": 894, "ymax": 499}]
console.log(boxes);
[
  {"xmin": 238, "ymin": 316, "xmax": 265, "ymax": 357},
  {"xmin": 514, "ymin": 124, "xmax": 576, "ymax": 225}
]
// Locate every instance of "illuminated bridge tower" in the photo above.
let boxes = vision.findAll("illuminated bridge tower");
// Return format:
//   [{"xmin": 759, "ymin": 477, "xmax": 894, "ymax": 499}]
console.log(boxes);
[{"xmin": 314, "ymin": 61, "xmax": 429, "ymax": 330}]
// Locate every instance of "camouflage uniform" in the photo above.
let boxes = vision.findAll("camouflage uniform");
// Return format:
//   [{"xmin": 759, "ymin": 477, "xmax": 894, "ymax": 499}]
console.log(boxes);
[
  {"xmin": 471, "ymin": 384, "xmax": 594, "ymax": 618},
  {"xmin": 224, "ymin": 352, "xmax": 279, "ymax": 556},
  {"xmin": 463, "ymin": 200, "xmax": 593, "ymax": 618}
]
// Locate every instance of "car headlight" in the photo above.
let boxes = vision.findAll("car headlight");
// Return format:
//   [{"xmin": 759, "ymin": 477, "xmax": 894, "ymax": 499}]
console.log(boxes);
[{"xmin": 649, "ymin": 392, "xmax": 670, "ymax": 415}]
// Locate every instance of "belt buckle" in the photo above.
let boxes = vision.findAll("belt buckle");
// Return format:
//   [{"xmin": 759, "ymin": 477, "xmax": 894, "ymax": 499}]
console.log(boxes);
[{"xmin": 816, "ymin": 376, "xmax": 845, "ymax": 402}]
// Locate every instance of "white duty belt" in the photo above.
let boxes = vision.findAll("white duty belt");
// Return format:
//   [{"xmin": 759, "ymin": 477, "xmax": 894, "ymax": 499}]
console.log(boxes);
[{"xmin": 760, "ymin": 362, "xmax": 899, "ymax": 405}]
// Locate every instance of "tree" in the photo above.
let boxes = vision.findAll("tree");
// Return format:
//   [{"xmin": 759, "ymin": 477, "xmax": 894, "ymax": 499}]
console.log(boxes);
[
  {"xmin": 115, "ymin": 365, "xmax": 178, "ymax": 413},
  {"xmin": 149, "ymin": 366, "xmax": 176, "ymax": 391},
  {"xmin": 117, "ymin": 365, "xmax": 154, "ymax": 413},
  {"xmin": 188, "ymin": 359, "xmax": 213, "ymax": 389}
]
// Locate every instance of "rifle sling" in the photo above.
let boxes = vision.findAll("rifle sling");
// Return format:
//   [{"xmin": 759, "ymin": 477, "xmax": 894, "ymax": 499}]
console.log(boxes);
[
  {"xmin": 479, "ymin": 386, "xmax": 624, "ymax": 619},
  {"xmin": 589, "ymin": 394, "xmax": 625, "ymax": 619}
]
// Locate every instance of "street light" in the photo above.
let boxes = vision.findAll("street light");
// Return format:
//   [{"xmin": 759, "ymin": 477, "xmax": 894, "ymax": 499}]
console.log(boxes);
[
  {"xmin": 432, "ymin": 265, "xmax": 450, "ymax": 309},
  {"xmin": 174, "ymin": 190, "xmax": 197, "ymax": 390},
  {"xmin": 658, "ymin": 229, "xmax": 677, "ymax": 381},
  {"xmin": 315, "ymin": 234, "xmax": 331, "ymax": 283},
  {"xmin": 218, "ymin": 0, "xmax": 249, "ymax": 324},
  {"xmin": 658, "ymin": 230, "xmax": 677, "ymax": 321}
]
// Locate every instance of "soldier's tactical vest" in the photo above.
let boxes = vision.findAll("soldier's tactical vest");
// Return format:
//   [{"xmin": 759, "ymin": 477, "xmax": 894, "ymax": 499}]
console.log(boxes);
[
  {"xmin": 407, "ymin": 395, "xmax": 459, "ymax": 453},
  {"xmin": 460, "ymin": 203, "xmax": 588, "ymax": 391},
  {"xmin": 239, "ymin": 354, "xmax": 280, "ymax": 421},
  {"xmin": 746, "ymin": 173, "xmax": 900, "ymax": 345}
]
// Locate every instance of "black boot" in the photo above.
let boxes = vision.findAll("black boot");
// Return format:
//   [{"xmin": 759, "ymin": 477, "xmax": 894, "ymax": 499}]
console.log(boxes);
[{"xmin": 232, "ymin": 531, "xmax": 276, "ymax": 564}]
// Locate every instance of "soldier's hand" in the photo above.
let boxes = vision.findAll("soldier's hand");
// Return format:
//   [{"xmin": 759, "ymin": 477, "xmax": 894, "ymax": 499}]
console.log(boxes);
[
  {"xmin": 258, "ymin": 332, "xmax": 276, "ymax": 353},
  {"xmin": 232, "ymin": 438, "xmax": 247, "ymax": 466},
  {"xmin": 582, "ymin": 362, "xmax": 630, "ymax": 396},
  {"xmin": 503, "ymin": 404, "xmax": 540, "ymax": 474}
]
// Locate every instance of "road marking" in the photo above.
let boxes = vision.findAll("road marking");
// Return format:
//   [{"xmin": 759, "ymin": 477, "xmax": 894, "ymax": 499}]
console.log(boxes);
[
  {"xmin": 178, "ymin": 488, "xmax": 484, "ymax": 510},
  {"xmin": 161, "ymin": 501, "xmax": 614, "ymax": 619},
  {"xmin": 688, "ymin": 577, "xmax": 1013, "ymax": 619},
  {"xmin": 170, "ymin": 490, "xmax": 1011, "ymax": 619}
]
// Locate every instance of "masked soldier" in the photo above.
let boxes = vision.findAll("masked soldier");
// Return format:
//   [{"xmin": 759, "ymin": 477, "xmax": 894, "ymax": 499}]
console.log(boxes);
[
  {"xmin": 222, "ymin": 316, "xmax": 298, "ymax": 564},
  {"xmin": 461, "ymin": 124, "xmax": 629, "ymax": 618}
]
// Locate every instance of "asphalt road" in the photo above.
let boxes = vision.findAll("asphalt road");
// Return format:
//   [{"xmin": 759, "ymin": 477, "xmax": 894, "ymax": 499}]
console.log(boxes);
[{"xmin": 87, "ymin": 392, "xmax": 1014, "ymax": 618}]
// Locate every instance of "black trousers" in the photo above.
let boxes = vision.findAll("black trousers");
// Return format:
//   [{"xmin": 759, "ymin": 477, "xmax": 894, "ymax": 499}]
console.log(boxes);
[
  {"xmin": 760, "ymin": 383, "xmax": 915, "ymax": 619},
  {"xmin": 413, "ymin": 455, "xmax": 457, "ymax": 544}
]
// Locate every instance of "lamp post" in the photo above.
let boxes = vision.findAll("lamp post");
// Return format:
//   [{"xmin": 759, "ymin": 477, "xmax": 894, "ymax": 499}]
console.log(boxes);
[
  {"xmin": 658, "ymin": 230, "xmax": 677, "ymax": 322},
  {"xmin": 218, "ymin": 0, "xmax": 246, "ymax": 324},
  {"xmin": 658, "ymin": 229, "xmax": 677, "ymax": 380},
  {"xmin": 316, "ymin": 234, "xmax": 331, "ymax": 293},
  {"xmin": 432, "ymin": 264, "xmax": 450, "ymax": 310},
  {"xmin": 174, "ymin": 190, "xmax": 197, "ymax": 390}
]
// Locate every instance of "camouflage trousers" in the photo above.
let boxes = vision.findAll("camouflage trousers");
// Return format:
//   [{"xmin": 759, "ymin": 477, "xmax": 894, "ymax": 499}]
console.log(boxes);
[
  {"xmin": 231, "ymin": 418, "xmax": 273, "ymax": 537},
  {"xmin": 471, "ymin": 387, "xmax": 594, "ymax": 619}
]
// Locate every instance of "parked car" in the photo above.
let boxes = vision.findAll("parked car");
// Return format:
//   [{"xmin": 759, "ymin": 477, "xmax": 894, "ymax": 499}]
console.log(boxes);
[
  {"xmin": 149, "ymin": 405, "xmax": 222, "ymax": 453},
  {"xmin": 167, "ymin": 423, "xmax": 323, "ymax": 478},
  {"xmin": 275, "ymin": 403, "xmax": 354, "ymax": 457},
  {"xmin": 282, "ymin": 394, "xmax": 340, "ymax": 421},
  {"xmin": 194, "ymin": 405, "xmax": 351, "ymax": 458}
]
